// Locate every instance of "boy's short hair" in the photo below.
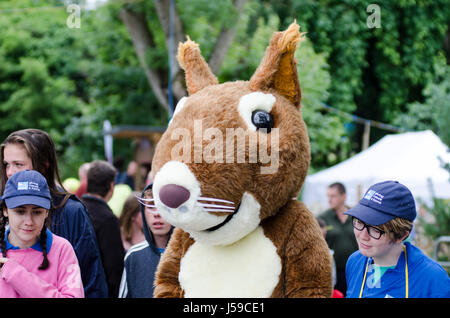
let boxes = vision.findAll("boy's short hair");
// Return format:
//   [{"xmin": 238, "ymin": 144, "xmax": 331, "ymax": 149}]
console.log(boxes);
[
  {"xmin": 87, "ymin": 160, "xmax": 117, "ymax": 197},
  {"xmin": 379, "ymin": 217, "xmax": 413, "ymax": 243},
  {"xmin": 328, "ymin": 182, "xmax": 346, "ymax": 194}
]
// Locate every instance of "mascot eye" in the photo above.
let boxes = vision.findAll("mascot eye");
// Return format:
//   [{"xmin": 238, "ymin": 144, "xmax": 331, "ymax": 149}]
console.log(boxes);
[{"xmin": 251, "ymin": 110, "xmax": 274, "ymax": 133}]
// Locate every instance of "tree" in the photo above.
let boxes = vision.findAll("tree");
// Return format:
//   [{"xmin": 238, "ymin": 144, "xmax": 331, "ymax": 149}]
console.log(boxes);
[
  {"xmin": 119, "ymin": 2, "xmax": 348, "ymax": 169},
  {"xmin": 119, "ymin": 0, "xmax": 249, "ymax": 113},
  {"xmin": 0, "ymin": 0, "xmax": 349, "ymax": 178},
  {"xmin": 0, "ymin": 0, "xmax": 86, "ymax": 145},
  {"xmin": 0, "ymin": 0, "xmax": 167, "ymax": 178},
  {"xmin": 394, "ymin": 57, "xmax": 450, "ymax": 147},
  {"xmin": 265, "ymin": 0, "xmax": 450, "ymax": 149}
]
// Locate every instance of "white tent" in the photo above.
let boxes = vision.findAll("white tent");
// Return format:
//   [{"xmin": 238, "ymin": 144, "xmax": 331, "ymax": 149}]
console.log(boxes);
[{"xmin": 301, "ymin": 130, "xmax": 450, "ymax": 215}]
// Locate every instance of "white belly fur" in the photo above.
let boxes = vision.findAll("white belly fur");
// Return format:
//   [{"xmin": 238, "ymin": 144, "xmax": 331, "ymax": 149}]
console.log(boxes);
[{"xmin": 179, "ymin": 226, "xmax": 282, "ymax": 298}]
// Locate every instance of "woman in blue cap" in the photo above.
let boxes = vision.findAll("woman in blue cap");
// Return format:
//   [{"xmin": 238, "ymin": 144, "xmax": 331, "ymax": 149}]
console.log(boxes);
[
  {"xmin": 0, "ymin": 170, "xmax": 84, "ymax": 297},
  {"xmin": 345, "ymin": 180, "xmax": 450, "ymax": 298}
]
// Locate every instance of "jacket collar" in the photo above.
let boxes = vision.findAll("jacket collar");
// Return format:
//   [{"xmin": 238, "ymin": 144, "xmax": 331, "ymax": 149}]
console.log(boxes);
[
  {"xmin": 81, "ymin": 194, "xmax": 107, "ymax": 204},
  {"xmin": 5, "ymin": 228, "xmax": 53, "ymax": 253},
  {"xmin": 368, "ymin": 242, "xmax": 410, "ymax": 272}
]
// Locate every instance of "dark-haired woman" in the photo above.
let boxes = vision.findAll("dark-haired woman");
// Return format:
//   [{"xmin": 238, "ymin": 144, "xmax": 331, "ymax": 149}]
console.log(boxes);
[
  {"xmin": 0, "ymin": 170, "xmax": 83, "ymax": 297},
  {"xmin": 1, "ymin": 129, "xmax": 108, "ymax": 297}
]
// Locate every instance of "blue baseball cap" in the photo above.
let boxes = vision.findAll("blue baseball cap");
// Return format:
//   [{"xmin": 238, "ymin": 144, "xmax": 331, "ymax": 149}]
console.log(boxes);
[
  {"xmin": 1, "ymin": 170, "xmax": 51, "ymax": 209},
  {"xmin": 344, "ymin": 180, "xmax": 416, "ymax": 226}
]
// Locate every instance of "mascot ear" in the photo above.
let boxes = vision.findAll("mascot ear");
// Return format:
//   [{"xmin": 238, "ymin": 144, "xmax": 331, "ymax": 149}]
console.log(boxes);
[
  {"xmin": 249, "ymin": 21, "xmax": 305, "ymax": 109},
  {"xmin": 177, "ymin": 37, "xmax": 219, "ymax": 95}
]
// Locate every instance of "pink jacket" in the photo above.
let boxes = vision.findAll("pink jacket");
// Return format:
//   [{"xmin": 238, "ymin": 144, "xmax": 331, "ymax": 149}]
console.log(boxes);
[{"xmin": 0, "ymin": 229, "xmax": 84, "ymax": 298}]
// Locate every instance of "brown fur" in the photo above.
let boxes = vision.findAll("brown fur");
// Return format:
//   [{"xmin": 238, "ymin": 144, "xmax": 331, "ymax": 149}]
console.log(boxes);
[
  {"xmin": 153, "ymin": 228, "xmax": 193, "ymax": 297},
  {"xmin": 250, "ymin": 22, "xmax": 305, "ymax": 108},
  {"xmin": 152, "ymin": 21, "xmax": 332, "ymax": 298},
  {"xmin": 262, "ymin": 201, "xmax": 332, "ymax": 297},
  {"xmin": 177, "ymin": 37, "xmax": 218, "ymax": 95}
]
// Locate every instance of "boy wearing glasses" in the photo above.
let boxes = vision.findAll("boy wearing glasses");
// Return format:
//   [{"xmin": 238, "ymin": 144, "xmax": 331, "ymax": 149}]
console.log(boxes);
[{"xmin": 344, "ymin": 181, "xmax": 450, "ymax": 298}]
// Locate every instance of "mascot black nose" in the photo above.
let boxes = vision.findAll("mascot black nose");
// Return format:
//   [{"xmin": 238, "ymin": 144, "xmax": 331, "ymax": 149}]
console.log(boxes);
[{"xmin": 159, "ymin": 184, "xmax": 190, "ymax": 209}]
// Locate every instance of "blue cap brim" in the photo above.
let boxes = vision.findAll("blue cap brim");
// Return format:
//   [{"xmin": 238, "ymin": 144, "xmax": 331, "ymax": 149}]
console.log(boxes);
[
  {"xmin": 5, "ymin": 195, "xmax": 51, "ymax": 210},
  {"xmin": 344, "ymin": 203, "xmax": 394, "ymax": 226}
]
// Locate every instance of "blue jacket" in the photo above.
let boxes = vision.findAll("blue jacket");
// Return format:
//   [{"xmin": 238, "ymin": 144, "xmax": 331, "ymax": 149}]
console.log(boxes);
[
  {"xmin": 51, "ymin": 194, "xmax": 108, "ymax": 298},
  {"xmin": 118, "ymin": 241, "xmax": 160, "ymax": 298},
  {"xmin": 346, "ymin": 242, "xmax": 450, "ymax": 298},
  {"xmin": 118, "ymin": 220, "xmax": 174, "ymax": 298}
]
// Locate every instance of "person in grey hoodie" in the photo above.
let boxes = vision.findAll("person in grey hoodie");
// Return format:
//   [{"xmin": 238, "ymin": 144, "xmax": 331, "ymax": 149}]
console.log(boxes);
[{"xmin": 118, "ymin": 183, "xmax": 173, "ymax": 298}]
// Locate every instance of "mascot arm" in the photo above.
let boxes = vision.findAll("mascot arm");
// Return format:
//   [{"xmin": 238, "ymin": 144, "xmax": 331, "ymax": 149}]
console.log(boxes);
[
  {"xmin": 153, "ymin": 228, "xmax": 192, "ymax": 297},
  {"xmin": 284, "ymin": 208, "xmax": 333, "ymax": 298}
]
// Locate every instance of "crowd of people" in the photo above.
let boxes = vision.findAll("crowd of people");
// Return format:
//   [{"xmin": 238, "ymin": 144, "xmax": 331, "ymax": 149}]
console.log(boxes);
[
  {"xmin": 0, "ymin": 128, "xmax": 171, "ymax": 298},
  {"xmin": 0, "ymin": 128, "xmax": 448, "ymax": 298}
]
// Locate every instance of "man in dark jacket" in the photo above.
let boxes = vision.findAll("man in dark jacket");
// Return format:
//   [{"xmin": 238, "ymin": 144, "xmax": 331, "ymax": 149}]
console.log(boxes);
[
  {"xmin": 118, "ymin": 183, "xmax": 173, "ymax": 298},
  {"xmin": 82, "ymin": 160, "xmax": 125, "ymax": 298},
  {"xmin": 318, "ymin": 182, "xmax": 358, "ymax": 296},
  {"xmin": 51, "ymin": 194, "xmax": 108, "ymax": 298}
]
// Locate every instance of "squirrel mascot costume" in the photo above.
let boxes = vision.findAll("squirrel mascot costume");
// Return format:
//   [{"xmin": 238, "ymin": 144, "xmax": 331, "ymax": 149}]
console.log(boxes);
[{"xmin": 146, "ymin": 21, "xmax": 332, "ymax": 298}]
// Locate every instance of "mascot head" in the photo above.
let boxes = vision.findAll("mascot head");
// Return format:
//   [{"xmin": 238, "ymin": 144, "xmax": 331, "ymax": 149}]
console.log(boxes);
[{"xmin": 146, "ymin": 22, "xmax": 310, "ymax": 246}]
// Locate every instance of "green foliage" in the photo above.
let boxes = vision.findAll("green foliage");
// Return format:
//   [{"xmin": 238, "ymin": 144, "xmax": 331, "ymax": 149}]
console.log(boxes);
[
  {"xmin": 419, "ymin": 197, "xmax": 450, "ymax": 241},
  {"xmin": 1, "ymin": 0, "xmax": 449, "ymax": 179},
  {"xmin": 267, "ymin": 0, "xmax": 450, "ymax": 145},
  {"xmin": 296, "ymin": 38, "xmax": 348, "ymax": 169},
  {"xmin": 177, "ymin": 0, "xmax": 238, "ymax": 59},
  {"xmin": 220, "ymin": 8, "xmax": 348, "ymax": 169},
  {"xmin": 0, "ymin": 1, "xmax": 84, "ymax": 150},
  {"xmin": 418, "ymin": 174, "xmax": 450, "ymax": 251},
  {"xmin": 278, "ymin": 0, "xmax": 371, "ymax": 114},
  {"xmin": 220, "ymin": 9, "xmax": 279, "ymax": 82},
  {"xmin": 419, "ymin": 196, "xmax": 450, "ymax": 270},
  {"xmin": 417, "ymin": 165, "xmax": 450, "ymax": 266},
  {"xmin": 0, "ymin": 0, "xmax": 166, "ymax": 179},
  {"xmin": 394, "ymin": 56, "xmax": 450, "ymax": 146}
]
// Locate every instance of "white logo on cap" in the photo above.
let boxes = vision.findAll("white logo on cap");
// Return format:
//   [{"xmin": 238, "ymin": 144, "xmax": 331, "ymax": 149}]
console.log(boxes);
[
  {"xmin": 364, "ymin": 189, "xmax": 384, "ymax": 204},
  {"xmin": 17, "ymin": 181, "xmax": 40, "ymax": 192},
  {"xmin": 29, "ymin": 182, "xmax": 40, "ymax": 191},
  {"xmin": 17, "ymin": 182, "xmax": 28, "ymax": 190}
]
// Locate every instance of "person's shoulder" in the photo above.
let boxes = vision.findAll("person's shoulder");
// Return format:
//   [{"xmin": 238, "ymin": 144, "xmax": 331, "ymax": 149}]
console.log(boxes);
[
  {"xmin": 344, "ymin": 250, "xmax": 364, "ymax": 294},
  {"xmin": 406, "ymin": 243, "xmax": 450, "ymax": 297},
  {"xmin": 57, "ymin": 194, "xmax": 87, "ymax": 213},
  {"xmin": 346, "ymin": 249, "xmax": 364, "ymax": 267},
  {"xmin": 408, "ymin": 244, "xmax": 449, "ymax": 276},
  {"xmin": 49, "ymin": 195, "xmax": 98, "ymax": 246},
  {"xmin": 318, "ymin": 208, "xmax": 334, "ymax": 219},
  {"xmin": 83, "ymin": 195, "xmax": 116, "ymax": 216},
  {"xmin": 56, "ymin": 196, "xmax": 90, "ymax": 226},
  {"xmin": 124, "ymin": 241, "xmax": 150, "ymax": 261},
  {"xmin": 50, "ymin": 232, "xmax": 77, "ymax": 253}
]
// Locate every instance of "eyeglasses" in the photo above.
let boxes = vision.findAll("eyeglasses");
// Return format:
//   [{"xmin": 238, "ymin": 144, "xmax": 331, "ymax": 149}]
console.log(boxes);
[{"xmin": 352, "ymin": 217, "xmax": 385, "ymax": 240}]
